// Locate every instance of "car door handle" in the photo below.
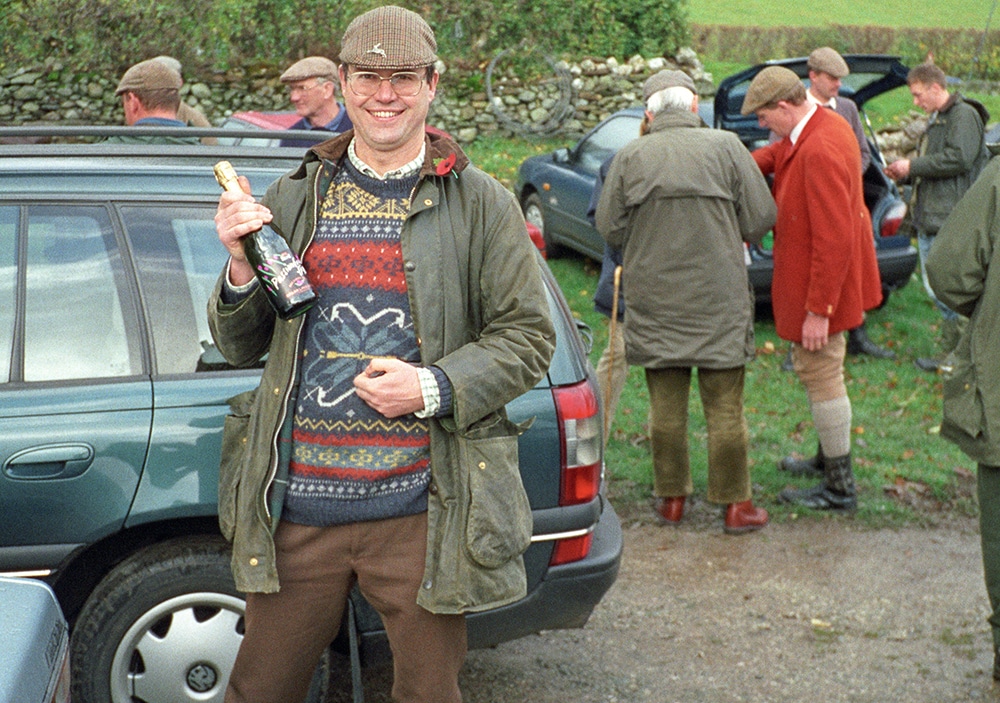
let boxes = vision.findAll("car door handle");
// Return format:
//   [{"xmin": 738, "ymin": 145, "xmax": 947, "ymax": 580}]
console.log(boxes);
[{"xmin": 3, "ymin": 443, "xmax": 95, "ymax": 480}]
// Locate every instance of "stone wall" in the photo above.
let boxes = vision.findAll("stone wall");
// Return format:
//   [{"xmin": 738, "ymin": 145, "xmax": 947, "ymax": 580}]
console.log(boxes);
[{"xmin": 0, "ymin": 50, "xmax": 714, "ymax": 141}]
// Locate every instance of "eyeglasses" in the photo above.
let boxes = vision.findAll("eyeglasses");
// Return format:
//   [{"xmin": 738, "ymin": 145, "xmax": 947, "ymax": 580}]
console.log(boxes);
[
  {"xmin": 286, "ymin": 81, "xmax": 324, "ymax": 97},
  {"xmin": 346, "ymin": 71, "xmax": 424, "ymax": 97}
]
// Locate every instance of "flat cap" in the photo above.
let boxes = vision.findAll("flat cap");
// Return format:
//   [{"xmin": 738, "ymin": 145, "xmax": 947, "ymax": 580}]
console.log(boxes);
[
  {"xmin": 340, "ymin": 5, "xmax": 437, "ymax": 69},
  {"xmin": 740, "ymin": 66, "xmax": 803, "ymax": 115},
  {"xmin": 115, "ymin": 59, "xmax": 183, "ymax": 95},
  {"xmin": 642, "ymin": 69, "xmax": 696, "ymax": 102},
  {"xmin": 808, "ymin": 47, "xmax": 850, "ymax": 79},
  {"xmin": 152, "ymin": 55, "xmax": 183, "ymax": 74},
  {"xmin": 280, "ymin": 56, "xmax": 338, "ymax": 83}
]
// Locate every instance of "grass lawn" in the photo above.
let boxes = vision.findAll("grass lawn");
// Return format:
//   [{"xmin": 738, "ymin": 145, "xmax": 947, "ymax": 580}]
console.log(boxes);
[
  {"xmin": 686, "ymin": 0, "xmax": 997, "ymax": 29},
  {"xmin": 543, "ymin": 253, "xmax": 977, "ymax": 528}
]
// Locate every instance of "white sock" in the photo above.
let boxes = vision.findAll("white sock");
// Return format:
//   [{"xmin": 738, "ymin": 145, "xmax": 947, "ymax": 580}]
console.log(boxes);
[{"xmin": 812, "ymin": 396, "xmax": 852, "ymax": 458}]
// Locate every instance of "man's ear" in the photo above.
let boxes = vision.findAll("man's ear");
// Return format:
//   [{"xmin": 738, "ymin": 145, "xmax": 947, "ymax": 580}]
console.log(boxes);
[{"xmin": 690, "ymin": 95, "xmax": 699, "ymax": 115}]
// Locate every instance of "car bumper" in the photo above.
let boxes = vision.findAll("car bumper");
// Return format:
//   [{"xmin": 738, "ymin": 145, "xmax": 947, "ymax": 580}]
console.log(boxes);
[
  {"xmin": 353, "ymin": 500, "xmax": 623, "ymax": 659},
  {"xmin": 466, "ymin": 499, "xmax": 623, "ymax": 649},
  {"xmin": 877, "ymin": 242, "xmax": 919, "ymax": 290}
]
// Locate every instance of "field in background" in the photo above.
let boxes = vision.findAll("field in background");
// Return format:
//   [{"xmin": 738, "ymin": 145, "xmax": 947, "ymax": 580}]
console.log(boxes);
[{"xmin": 686, "ymin": 0, "xmax": 997, "ymax": 30}]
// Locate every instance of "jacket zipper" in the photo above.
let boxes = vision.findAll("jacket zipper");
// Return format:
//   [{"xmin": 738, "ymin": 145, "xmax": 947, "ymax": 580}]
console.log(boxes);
[{"xmin": 262, "ymin": 162, "xmax": 323, "ymax": 525}]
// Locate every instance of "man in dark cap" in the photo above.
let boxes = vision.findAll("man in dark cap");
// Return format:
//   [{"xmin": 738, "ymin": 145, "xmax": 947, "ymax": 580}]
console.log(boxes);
[
  {"xmin": 743, "ymin": 66, "xmax": 883, "ymax": 512},
  {"xmin": 278, "ymin": 55, "xmax": 353, "ymax": 146},
  {"xmin": 596, "ymin": 69, "xmax": 776, "ymax": 534},
  {"xmin": 210, "ymin": 6, "xmax": 554, "ymax": 702},
  {"xmin": 108, "ymin": 58, "xmax": 200, "ymax": 144}
]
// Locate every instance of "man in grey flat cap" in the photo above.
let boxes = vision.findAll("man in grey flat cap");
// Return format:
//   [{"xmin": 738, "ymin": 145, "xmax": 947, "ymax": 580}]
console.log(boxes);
[
  {"xmin": 278, "ymin": 55, "xmax": 353, "ymax": 146},
  {"xmin": 596, "ymin": 69, "xmax": 776, "ymax": 535},
  {"xmin": 212, "ymin": 6, "xmax": 554, "ymax": 702},
  {"xmin": 108, "ymin": 58, "xmax": 200, "ymax": 144},
  {"xmin": 743, "ymin": 66, "xmax": 882, "ymax": 512}
]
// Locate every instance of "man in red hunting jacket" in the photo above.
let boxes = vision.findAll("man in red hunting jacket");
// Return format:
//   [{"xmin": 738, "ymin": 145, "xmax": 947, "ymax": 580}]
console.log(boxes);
[{"xmin": 742, "ymin": 66, "xmax": 882, "ymax": 511}]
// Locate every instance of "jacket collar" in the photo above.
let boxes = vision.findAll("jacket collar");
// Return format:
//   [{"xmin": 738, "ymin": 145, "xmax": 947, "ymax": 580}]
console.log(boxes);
[
  {"xmin": 291, "ymin": 128, "xmax": 471, "ymax": 180},
  {"xmin": 648, "ymin": 109, "xmax": 705, "ymax": 133}
]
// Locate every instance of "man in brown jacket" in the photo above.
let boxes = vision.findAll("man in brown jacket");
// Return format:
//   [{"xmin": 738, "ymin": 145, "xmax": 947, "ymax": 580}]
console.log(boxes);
[{"xmin": 596, "ymin": 70, "xmax": 776, "ymax": 533}]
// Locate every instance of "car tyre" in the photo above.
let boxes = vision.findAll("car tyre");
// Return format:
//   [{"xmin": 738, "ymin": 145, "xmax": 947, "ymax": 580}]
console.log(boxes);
[
  {"xmin": 523, "ymin": 192, "xmax": 560, "ymax": 258},
  {"xmin": 70, "ymin": 536, "xmax": 330, "ymax": 703}
]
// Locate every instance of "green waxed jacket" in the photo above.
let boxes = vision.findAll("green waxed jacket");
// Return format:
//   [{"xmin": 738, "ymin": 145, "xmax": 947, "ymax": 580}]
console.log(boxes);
[
  {"xmin": 208, "ymin": 130, "xmax": 556, "ymax": 613},
  {"xmin": 926, "ymin": 156, "xmax": 1000, "ymax": 466},
  {"xmin": 909, "ymin": 93, "xmax": 990, "ymax": 235}
]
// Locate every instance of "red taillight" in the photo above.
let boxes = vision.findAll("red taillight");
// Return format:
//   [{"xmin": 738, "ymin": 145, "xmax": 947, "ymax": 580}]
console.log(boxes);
[
  {"xmin": 552, "ymin": 381, "xmax": 602, "ymax": 506},
  {"xmin": 525, "ymin": 221, "xmax": 547, "ymax": 259},
  {"xmin": 550, "ymin": 533, "xmax": 593, "ymax": 566},
  {"xmin": 548, "ymin": 381, "xmax": 602, "ymax": 566},
  {"xmin": 880, "ymin": 201, "xmax": 907, "ymax": 238}
]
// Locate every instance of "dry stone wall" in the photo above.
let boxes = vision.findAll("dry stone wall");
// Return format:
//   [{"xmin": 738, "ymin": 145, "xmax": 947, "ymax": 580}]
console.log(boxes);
[{"xmin": 0, "ymin": 51, "xmax": 714, "ymax": 141}]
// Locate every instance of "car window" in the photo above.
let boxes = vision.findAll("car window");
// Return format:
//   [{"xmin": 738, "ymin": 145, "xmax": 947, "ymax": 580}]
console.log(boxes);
[
  {"xmin": 24, "ymin": 206, "xmax": 141, "ymax": 382},
  {"xmin": 575, "ymin": 114, "xmax": 642, "ymax": 176},
  {"xmin": 124, "ymin": 205, "xmax": 246, "ymax": 374},
  {"xmin": 0, "ymin": 208, "xmax": 15, "ymax": 383}
]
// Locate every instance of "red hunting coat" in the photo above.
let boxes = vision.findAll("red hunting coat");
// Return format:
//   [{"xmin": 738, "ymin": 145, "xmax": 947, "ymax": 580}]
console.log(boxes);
[{"xmin": 752, "ymin": 106, "xmax": 882, "ymax": 342}]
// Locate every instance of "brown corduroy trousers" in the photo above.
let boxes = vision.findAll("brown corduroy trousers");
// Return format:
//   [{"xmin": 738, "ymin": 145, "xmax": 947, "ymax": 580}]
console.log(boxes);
[
  {"xmin": 645, "ymin": 366, "xmax": 751, "ymax": 504},
  {"xmin": 225, "ymin": 512, "xmax": 467, "ymax": 703}
]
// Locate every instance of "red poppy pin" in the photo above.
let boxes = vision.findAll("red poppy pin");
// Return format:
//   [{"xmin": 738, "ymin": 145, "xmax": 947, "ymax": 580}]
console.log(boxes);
[{"xmin": 434, "ymin": 153, "xmax": 457, "ymax": 176}]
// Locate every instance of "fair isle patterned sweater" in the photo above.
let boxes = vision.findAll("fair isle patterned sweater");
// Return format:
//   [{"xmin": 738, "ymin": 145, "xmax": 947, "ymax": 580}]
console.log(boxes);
[{"xmin": 283, "ymin": 160, "xmax": 430, "ymax": 526}]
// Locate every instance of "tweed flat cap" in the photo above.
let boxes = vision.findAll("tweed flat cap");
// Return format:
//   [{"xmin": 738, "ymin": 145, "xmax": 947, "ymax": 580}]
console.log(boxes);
[
  {"xmin": 740, "ymin": 66, "xmax": 803, "ymax": 115},
  {"xmin": 280, "ymin": 56, "xmax": 338, "ymax": 83},
  {"xmin": 808, "ymin": 47, "xmax": 850, "ymax": 79},
  {"xmin": 115, "ymin": 59, "xmax": 183, "ymax": 95},
  {"xmin": 340, "ymin": 5, "xmax": 437, "ymax": 69},
  {"xmin": 152, "ymin": 55, "xmax": 183, "ymax": 74},
  {"xmin": 642, "ymin": 69, "xmax": 696, "ymax": 101}
]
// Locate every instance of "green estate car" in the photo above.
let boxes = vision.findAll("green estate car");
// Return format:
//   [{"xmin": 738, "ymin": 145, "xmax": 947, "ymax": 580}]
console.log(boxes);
[{"xmin": 0, "ymin": 126, "xmax": 622, "ymax": 703}]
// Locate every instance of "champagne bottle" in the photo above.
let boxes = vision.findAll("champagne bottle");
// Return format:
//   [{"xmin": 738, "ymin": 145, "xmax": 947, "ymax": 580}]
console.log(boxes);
[{"xmin": 213, "ymin": 161, "xmax": 317, "ymax": 319}]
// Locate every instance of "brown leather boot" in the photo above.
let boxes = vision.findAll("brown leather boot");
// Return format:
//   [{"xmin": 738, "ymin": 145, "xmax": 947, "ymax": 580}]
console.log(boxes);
[
  {"xmin": 653, "ymin": 496, "xmax": 685, "ymax": 525},
  {"xmin": 724, "ymin": 500, "xmax": 769, "ymax": 534}
]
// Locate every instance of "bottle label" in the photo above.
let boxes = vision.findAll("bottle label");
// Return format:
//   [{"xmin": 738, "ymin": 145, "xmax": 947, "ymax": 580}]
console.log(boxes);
[{"xmin": 257, "ymin": 250, "xmax": 313, "ymax": 299}]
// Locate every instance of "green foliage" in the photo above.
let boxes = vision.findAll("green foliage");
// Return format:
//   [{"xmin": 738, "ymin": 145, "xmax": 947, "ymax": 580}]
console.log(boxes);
[{"xmin": 0, "ymin": 0, "xmax": 689, "ymax": 75}]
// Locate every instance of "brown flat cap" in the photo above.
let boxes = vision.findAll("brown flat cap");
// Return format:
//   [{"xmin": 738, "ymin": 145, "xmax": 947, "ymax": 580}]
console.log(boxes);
[
  {"xmin": 740, "ymin": 66, "xmax": 803, "ymax": 115},
  {"xmin": 340, "ymin": 5, "xmax": 437, "ymax": 69},
  {"xmin": 808, "ymin": 47, "xmax": 850, "ymax": 79},
  {"xmin": 642, "ymin": 69, "xmax": 696, "ymax": 101},
  {"xmin": 116, "ymin": 59, "xmax": 183, "ymax": 95},
  {"xmin": 280, "ymin": 56, "xmax": 338, "ymax": 83}
]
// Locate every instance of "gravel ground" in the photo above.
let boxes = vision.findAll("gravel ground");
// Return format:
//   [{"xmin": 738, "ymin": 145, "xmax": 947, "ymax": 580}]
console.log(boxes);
[{"xmin": 328, "ymin": 505, "xmax": 1000, "ymax": 703}]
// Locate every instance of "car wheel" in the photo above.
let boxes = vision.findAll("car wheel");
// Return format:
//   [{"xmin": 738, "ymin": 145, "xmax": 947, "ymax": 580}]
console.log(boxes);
[
  {"xmin": 70, "ymin": 536, "xmax": 330, "ymax": 703},
  {"xmin": 523, "ymin": 192, "xmax": 560, "ymax": 258}
]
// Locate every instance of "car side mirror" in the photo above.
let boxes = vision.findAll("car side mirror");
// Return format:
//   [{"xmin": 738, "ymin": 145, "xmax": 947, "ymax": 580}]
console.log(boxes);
[{"xmin": 553, "ymin": 148, "xmax": 570, "ymax": 164}]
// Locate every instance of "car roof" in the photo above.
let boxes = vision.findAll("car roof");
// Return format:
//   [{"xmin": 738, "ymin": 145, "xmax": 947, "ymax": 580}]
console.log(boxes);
[{"xmin": 0, "ymin": 127, "xmax": 309, "ymax": 200}]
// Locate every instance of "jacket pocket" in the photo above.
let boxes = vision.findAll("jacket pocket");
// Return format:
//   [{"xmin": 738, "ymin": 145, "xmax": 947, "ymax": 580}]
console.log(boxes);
[
  {"xmin": 942, "ymin": 359, "xmax": 985, "ymax": 440},
  {"xmin": 459, "ymin": 415, "xmax": 533, "ymax": 569},
  {"xmin": 219, "ymin": 389, "xmax": 256, "ymax": 542}
]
